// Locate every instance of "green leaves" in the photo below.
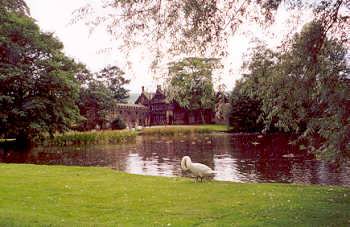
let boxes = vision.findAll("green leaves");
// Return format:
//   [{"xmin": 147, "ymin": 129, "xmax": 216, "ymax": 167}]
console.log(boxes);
[
  {"xmin": 97, "ymin": 65, "xmax": 130, "ymax": 103},
  {"xmin": 235, "ymin": 21, "xmax": 350, "ymax": 161},
  {"xmin": 77, "ymin": 80, "xmax": 115, "ymax": 131},
  {"xmin": 167, "ymin": 57, "xmax": 217, "ymax": 112},
  {"xmin": 0, "ymin": 9, "xmax": 81, "ymax": 143}
]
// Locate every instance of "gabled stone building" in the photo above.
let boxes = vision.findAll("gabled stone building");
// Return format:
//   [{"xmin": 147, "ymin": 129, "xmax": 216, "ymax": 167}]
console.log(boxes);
[
  {"xmin": 111, "ymin": 85, "xmax": 229, "ymax": 128},
  {"xmin": 134, "ymin": 85, "xmax": 215, "ymax": 126}
]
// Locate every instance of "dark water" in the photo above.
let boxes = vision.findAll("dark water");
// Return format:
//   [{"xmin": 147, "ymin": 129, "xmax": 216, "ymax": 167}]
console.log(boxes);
[{"xmin": 1, "ymin": 133, "xmax": 349, "ymax": 186}]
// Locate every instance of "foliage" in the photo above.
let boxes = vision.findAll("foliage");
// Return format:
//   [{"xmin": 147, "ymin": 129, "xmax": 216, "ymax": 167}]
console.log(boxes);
[
  {"xmin": 111, "ymin": 116, "xmax": 126, "ymax": 130},
  {"xmin": 1, "ymin": 164, "xmax": 350, "ymax": 226},
  {"xmin": 97, "ymin": 65, "xmax": 130, "ymax": 103},
  {"xmin": 166, "ymin": 57, "xmax": 218, "ymax": 123},
  {"xmin": 72, "ymin": 0, "xmax": 349, "ymax": 66},
  {"xmin": 238, "ymin": 21, "xmax": 350, "ymax": 161},
  {"xmin": 0, "ymin": 9, "xmax": 81, "ymax": 143},
  {"xmin": 77, "ymin": 80, "xmax": 115, "ymax": 131},
  {"xmin": 47, "ymin": 130, "xmax": 136, "ymax": 146},
  {"xmin": 75, "ymin": 65, "xmax": 130, "ymax": 131},
  {"xmin": 229, "ymin": 91, "xmax": 263, "ymax": 132},
  {"xmin": 0, "ymin": 0, "xmax": 29, "ymax": 15}
]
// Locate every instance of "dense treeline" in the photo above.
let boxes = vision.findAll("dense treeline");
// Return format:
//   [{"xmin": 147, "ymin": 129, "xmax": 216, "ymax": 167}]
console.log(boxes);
[
  {"xmin": 230, "ymin": 21, "xmax": 349, "ymax": 161},
  {"xmin": 0, "ymin": 2, "xmax": 129, "ymax": 144},
  {"xmin": 0, "ymin": 3, "xmax": 81, "ymax": 144}
]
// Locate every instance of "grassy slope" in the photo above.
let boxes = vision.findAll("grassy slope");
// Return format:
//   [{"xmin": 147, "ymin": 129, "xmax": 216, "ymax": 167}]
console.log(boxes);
[{"xmin": 0, "ymin": 164, "xmax": 349, "ymax": 227}]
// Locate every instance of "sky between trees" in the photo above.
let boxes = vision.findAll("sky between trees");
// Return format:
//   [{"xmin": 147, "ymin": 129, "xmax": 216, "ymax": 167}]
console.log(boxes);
[{"xmin": 24, "ymin": 0, "xmax": 316, "ymax": 93}]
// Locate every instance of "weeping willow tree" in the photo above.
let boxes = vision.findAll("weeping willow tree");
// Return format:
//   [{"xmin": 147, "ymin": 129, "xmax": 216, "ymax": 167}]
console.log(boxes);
[
  {"xmin": 237, "ymin": 21, "xmax": 350, "ymax": 161},
  {"xmin": 72, "ymin": 0, "xmax": 349, "ymax": 65},
  {"xmin": 71, "ymin": 0, "xmax": 349, "ymax": 161}
]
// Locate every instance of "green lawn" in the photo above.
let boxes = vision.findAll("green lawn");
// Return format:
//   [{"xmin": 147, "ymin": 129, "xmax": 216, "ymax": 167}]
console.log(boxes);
[{"xmin": 0, "ymin": 164, "xmax": 349, "ymax": 226}]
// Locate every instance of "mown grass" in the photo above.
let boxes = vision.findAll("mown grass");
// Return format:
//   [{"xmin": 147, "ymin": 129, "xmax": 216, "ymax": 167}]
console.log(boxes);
[
  {"xmin": 46, "ymin": 130, "xmax": 137, "ymax": 146},
  {"xmin": 141, "ymin": 124, "xmax": 230, "ymax": 136},
  {"xmin": 0, "ymin": 164, "xmax": 349, "ymax": 226}
]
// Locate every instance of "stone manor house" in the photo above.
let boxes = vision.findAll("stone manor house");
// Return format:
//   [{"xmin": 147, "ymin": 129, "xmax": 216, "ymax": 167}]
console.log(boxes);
[{"xmin": 108, "ymin": 85, "xmax": 230, "ymax": 128}]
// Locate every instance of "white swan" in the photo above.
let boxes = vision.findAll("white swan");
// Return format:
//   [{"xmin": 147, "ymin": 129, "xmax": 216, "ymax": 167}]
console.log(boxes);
[{"xmin": 181, "ymin": 156, "xmax": 216, "ymax": 181}]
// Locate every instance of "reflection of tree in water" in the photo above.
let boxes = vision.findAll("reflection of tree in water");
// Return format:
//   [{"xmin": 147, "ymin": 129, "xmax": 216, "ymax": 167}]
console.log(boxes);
[
  {"xmin": 1, "ymin": 134, "xmax": 349, "ymax": 186},
  {"xmin": 0, "ymin": 144, "xmax": 131, "ymax": 170},
  {"xmin": 230, "ymin": 134, "xmax": 311, "ymax": 183}
]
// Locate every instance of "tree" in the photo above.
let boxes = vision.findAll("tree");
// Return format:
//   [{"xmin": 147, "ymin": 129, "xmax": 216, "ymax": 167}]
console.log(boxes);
[
  {"xmin": 72, "ymin": 0, "xmax": 349, "ymax": 65},
  {"xmin": 238, "ymin": 21, "xmax": 350, "ymax": 161},
  {"xmin": 97, "ymin": 65, "xmax": 130, "ymax": 103},
  {"xmin": 166, "ymin": 57, "xmax": 218, "ymax": 123},
  {"xmin": 75, "ymin": 64, "xmax": 130, "ymax": 131},
  {"xmin": 0, "ymin": 6, "xmax": 81, "ymax": 144},
  {"xmin": 77, "ymin": 80, "xmax": 115, "ymax": 130},
  {"xmin": 229, "ymin": 83, "xmax": 264, "ymax": 133},
  {"xmin": 0, "ymin": 0, "xmax": 29, "ymax": 15}
]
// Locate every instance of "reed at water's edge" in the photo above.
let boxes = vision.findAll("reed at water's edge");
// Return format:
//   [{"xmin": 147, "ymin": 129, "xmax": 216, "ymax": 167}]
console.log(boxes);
[
  {"xmin": 140, "ymin": 124, "xmax": 230, "ymax": 136},
  {"xmin": 43, "ymin": 125, "xmax": 229, "ymax": 146},
  {"xmin": 45, "ymin": 130, "xmax": 137, "ymax": 146}
]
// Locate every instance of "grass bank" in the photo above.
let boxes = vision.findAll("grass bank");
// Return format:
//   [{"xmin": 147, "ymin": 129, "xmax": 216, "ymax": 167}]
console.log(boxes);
[
  {"xmin": 0, "ymin": 138, "xmax": 15, "ymax": 143},
  {"xmin": 141, "ymin": 124, "xmax": 230, "ymax": 136},
  {"xmin": 46, "ymin": 130, "xmax": 136, "ymax": 146},
  {"xmin": 0, "ymin": 164, "xmax": 349, "ymax": 226}
]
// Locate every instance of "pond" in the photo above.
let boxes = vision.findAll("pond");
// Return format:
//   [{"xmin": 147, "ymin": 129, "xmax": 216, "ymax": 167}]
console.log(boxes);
[{"xmin": 1, "ymin": 133, "xmax": 349, "ymax": 186}]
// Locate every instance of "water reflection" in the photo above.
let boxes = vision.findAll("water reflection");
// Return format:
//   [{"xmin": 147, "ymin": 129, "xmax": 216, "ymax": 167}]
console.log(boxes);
[{"xmin": 0, "ymin": 133, "xmax": 349, "ymax": 186}]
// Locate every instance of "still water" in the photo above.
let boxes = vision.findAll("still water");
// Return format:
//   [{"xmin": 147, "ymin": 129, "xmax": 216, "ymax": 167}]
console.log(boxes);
[{"xmin": 1, "ymin": 133, "xmax": 349, "ymax": 186}]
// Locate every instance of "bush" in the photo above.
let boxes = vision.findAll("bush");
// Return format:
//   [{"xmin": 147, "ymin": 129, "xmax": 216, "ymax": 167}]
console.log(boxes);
[
  {"xmin": 229, "ymin": 95, "xmax": 264, "ymax": 132},
  {"xmin": 111, "ymin": 117, "xmax": 126, "ymax": 130}
]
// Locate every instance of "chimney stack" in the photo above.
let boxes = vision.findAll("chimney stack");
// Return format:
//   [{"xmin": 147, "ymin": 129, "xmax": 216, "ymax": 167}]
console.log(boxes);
[{"xmin": 141, "ymin": 86, "xmax": 145, "ymax": 93}]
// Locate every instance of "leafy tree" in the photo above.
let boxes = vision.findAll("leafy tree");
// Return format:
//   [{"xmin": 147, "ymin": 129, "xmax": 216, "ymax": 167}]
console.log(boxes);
[
  {"xmin": 229, "ymin": 84, "xmax": 264, "ymax": 133},
  {"xmin": 77, "ymin": 80, "xmax": 115, "ymax": 130},
  {"xmin": 0, "ymin": 7, "xmax": 81, "ymax": 144},
  {"xmin": 166, "ymin": 57, "xmax": 218, "ymax": 123},
  {"xmin": 74, "ymin": 63, "xmax": 94, "ymax": 85},
  {"xmin": 0, "ymin": 0, "xmax": 29, "ymax": 15},
  {"xmin": 72, "ymin": 0, "xmax": 348, "ymax": 64},
  {"xmin": 97, "ymin": 65, "xmax": 130, "ymax": 103},
  {"xmin": 239, "ymin": 21, "xmax": 350, "ymax": 161},
  {"xmin": 76, "ymin": 65, "xmax": 129, "ymax": 130}
]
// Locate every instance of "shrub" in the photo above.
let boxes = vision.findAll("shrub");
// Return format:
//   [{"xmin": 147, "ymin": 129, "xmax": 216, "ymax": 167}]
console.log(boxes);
[{"xmin": 229, "ymin": 95, "xmax": 264, "ymax": 132}]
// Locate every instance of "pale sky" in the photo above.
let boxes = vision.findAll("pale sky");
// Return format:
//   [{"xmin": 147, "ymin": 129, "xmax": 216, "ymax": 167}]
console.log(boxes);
[{"xmin": 25, "ymin": 0, "xmax": 312, "ymax": 93}]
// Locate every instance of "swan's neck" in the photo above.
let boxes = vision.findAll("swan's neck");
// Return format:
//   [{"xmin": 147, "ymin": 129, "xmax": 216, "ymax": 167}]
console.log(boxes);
[{"xmin": 185, "ymin": 157, "xmax": 192, "ymax": 168}]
